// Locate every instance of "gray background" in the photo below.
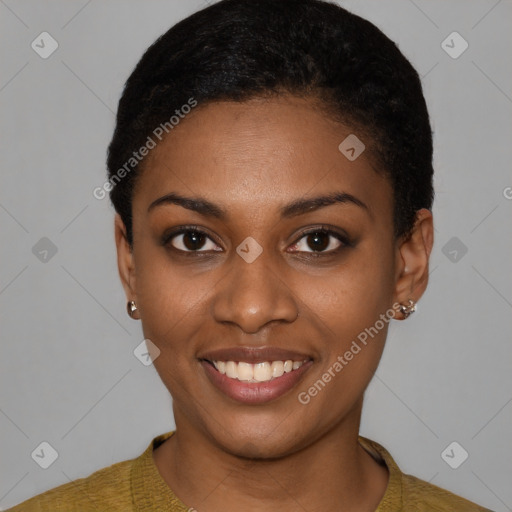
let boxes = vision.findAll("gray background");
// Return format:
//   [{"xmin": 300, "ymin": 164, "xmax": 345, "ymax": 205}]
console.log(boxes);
[{"xmin": 1, "ymin": 0, "xmax": 511, "ymax": 510}]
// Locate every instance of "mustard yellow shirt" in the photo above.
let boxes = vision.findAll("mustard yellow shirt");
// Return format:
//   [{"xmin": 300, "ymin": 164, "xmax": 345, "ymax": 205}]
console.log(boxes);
[{"xmin": 5, "ymin": 431, "xmax": 493, "ymax": 511}]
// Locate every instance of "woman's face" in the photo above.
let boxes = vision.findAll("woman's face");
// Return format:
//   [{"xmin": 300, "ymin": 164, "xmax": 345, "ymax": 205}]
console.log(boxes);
[{"xmin": 116, "ymin": 95, "xmax": 426, "ymax": 457}]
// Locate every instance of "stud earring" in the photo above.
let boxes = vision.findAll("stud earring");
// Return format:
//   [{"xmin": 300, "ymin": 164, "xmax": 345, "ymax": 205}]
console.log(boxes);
[
  {"xmin": 399, "ymin": 299, "xmax": 416, "ymax": 319},
  {"xmin": 127, "ymin": 300, "xmax": 138, "ymax": 319}
]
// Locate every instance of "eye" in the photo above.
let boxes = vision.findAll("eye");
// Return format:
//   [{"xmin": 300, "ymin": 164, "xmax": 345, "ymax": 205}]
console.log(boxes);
[
  {"xmin": 163, "ymin": 226, "xmax": 221, "ymax": 253},
  {"xmin": 162, "ymin": 225, "xmax": 352, "ymax": 256},
  {"xmin": 289, "ymin": 227, "xmax": 350, "ymax": 254}
]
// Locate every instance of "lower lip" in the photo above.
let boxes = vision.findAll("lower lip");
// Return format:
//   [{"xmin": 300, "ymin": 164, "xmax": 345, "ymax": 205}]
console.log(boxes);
[{"xmin": 201, "ymin": 360, "xmax": 313, "ymax": 404}]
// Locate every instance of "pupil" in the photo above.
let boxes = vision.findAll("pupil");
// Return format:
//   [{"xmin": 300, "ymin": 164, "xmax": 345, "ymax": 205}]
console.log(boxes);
[
  {"xmin": 184, "ymin": 231, "xmax": 205, "ymax": 250},
  {"xmin": 308, "ymin": 232, "xmax": 328, "ymax": 252}
]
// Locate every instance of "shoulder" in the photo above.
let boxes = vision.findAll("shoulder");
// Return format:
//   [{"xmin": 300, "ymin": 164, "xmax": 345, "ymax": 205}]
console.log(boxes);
[
  {"xmin": 401, "ymin": 472, "xmax": 495, "ymax": 511},
  {"xmin": 358, "ymin": 436, "xmax": 494, "ymax": 512},
  {"xmin": 4, "ymin": 458, "xmax": 133, "ymax": 512}
]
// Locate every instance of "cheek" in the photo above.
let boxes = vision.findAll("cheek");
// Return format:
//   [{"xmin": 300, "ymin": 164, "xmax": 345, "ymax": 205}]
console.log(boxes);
[
  {"xmin": 295, "ymin": 244, "xmax": 396, "ymax": 397},
  {"xmin": 293, "ymin": 264, "xmax": 394, "ymax": 421},
  {"xmin": 132, "ymin": 245, "xmax": 204, "ymax": 350},
  {"xmin": 300, "ymin": 244, "xmax": 395, "ymax": 333}
]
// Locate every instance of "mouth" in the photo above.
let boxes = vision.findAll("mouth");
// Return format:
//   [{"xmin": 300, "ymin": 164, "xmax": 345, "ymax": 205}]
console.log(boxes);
[{"xmin": 199, "ymin": 347, "xmax": 313, "ymax": 404}]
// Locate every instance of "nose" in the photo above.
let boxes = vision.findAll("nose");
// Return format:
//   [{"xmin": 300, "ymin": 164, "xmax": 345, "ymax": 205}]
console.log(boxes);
[{"xmin": 211, "ymin": 247, "xmax": 299, "ymax": 334}]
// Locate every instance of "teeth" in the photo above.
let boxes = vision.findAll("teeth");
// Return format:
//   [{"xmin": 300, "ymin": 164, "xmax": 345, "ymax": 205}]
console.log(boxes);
[
  {"xmin": 225, "ymin": 361, "xmax": 237, "ymax": 379},
  {"xmin": 254, "ymin": 362, "xmax": 271, "ymax": 382},
  {"xmin": 238, "ymin": 362, "xmax": 253, "ymax": 381},
  {"xmin": 216, "ymin": 361, "xmax": 226, "ymax": 374},
  {"xmin": 211, "ymin": 359, "xmax": 306, "ymax": 382},
  {"xmin": 271, "ymin": 361, "xmax": 284, "ymax": 378}
]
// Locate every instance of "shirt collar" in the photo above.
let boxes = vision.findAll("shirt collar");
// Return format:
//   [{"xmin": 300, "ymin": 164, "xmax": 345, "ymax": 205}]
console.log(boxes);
[
  {"xmin": 131, "ymin": 431, "xmax": 188, "ymax": 511},
  {"xmin": 131, "ymin": 431, "xmax": 402, "ymax": 511},
  {"xmin": 358, "ymin": 436, "xmax": 403, "ymax": 511}
]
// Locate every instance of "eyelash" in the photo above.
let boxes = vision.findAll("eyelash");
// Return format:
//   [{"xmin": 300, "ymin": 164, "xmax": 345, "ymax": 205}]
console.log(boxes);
[{"xmin": 161, "ymin": 224, "xmax": 353, "ymax": 258}]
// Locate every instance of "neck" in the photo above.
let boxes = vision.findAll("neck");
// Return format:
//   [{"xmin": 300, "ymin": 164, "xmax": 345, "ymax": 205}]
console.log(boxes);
[{"xmin": 153, "ymin": 403, "xmax": 389, "ymax": 512}]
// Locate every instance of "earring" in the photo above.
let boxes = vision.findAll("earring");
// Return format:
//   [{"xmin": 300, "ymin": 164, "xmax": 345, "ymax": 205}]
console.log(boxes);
[
  {"xmin": 127, "ymin": 300, "xmax": 138, "ymax": 318},
  {"xmin": 399, "ymin": 299, "xmax": 416, "ymax": 319}
]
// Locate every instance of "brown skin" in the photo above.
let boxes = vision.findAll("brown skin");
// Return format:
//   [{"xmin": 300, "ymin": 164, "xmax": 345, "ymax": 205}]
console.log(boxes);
[{"xmin": 115, "ymin": 95, "xmax": 434, "ymax": 511}]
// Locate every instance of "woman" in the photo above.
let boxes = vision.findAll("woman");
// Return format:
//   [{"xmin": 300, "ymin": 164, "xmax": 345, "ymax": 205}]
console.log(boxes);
[{"xmin": 7, "ymin": 0, "xmax": 494, "ymax": 510}]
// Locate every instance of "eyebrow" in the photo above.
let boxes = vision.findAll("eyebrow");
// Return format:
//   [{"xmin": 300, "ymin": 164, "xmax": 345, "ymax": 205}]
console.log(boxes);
[{"xmin": 147, "ymin": 191, "xmax": 369, "ymax": 219}]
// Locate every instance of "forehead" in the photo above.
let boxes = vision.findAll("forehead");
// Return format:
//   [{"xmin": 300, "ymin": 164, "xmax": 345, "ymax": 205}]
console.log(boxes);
[{"xmin": 133, "ymin": 95, "xmax": 393, "ymax": 222}]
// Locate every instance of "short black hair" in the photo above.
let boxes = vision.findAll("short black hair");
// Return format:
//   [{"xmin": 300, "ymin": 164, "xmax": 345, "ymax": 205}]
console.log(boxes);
[{"xmin": 107, "ymin": 0, "xmax": 434, "ymax": 246}]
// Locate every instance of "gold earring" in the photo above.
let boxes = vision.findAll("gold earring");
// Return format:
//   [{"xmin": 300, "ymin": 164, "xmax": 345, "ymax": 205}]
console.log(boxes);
[
  {"xmin": 127, "ymin": 300, "xmax": 138, "ymax": 318},
  {"xmin": 399, "ymin": 299, "xmax": 416, "ymax": 319}
]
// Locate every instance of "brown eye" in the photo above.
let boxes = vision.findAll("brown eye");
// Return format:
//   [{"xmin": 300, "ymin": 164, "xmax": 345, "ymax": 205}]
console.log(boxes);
[
  {"xmin": 289, "ymin": 228, "xmax": 350, "ymax": 254},
  {"xmin": 304, "ymin": 232, "xmax": 331, "ymax": 252},
  {"xmin": 165, "ymin": 228, "xmax": 221, "ymax": 253}
]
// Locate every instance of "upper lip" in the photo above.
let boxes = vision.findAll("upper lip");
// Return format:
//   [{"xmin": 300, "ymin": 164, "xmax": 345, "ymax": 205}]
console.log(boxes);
[{"xmin": 199, "ymin": 346, "xmax": 313, "ymax": 364}]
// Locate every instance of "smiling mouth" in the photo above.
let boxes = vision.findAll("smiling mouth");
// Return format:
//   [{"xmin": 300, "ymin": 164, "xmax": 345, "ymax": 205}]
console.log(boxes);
[{"xmin": 204, "ymin": 359, "xmax": 309, "ymax": 383}]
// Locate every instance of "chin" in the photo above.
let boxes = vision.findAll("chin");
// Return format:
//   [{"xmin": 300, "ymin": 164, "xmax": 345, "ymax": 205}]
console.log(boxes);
[{"xmin": 204, "ymin": 415, "xmax": 312, "ymax": 460}]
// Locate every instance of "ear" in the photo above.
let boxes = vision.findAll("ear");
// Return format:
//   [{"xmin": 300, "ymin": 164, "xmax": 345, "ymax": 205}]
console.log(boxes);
[
  {"xmin": 392, "ymin": 208, "xmax": 434, "ymax": 319},
  {"xmin": 114, "ymin": 214, "xmax": 139, "ymax": 319}
]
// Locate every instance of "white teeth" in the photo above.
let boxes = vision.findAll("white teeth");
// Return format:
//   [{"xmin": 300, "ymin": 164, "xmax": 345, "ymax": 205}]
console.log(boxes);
[
  {"xmin": 271, "ymin": 361, "xmax": 284, "ymax": 378},
  {"xmin": 237, "ymin": 362, "xmax": 253, "ymax": 381},
  {"xmin": 225, "ymin": 361, "xmax": 237, "ymax": 379},
  {"xmin": 211, "ymin": 359, "xmax": 306, "ymax": 382},
  {"xmin": 254, "ymin": 362, "xmax": 271, "ymax": 382}
]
